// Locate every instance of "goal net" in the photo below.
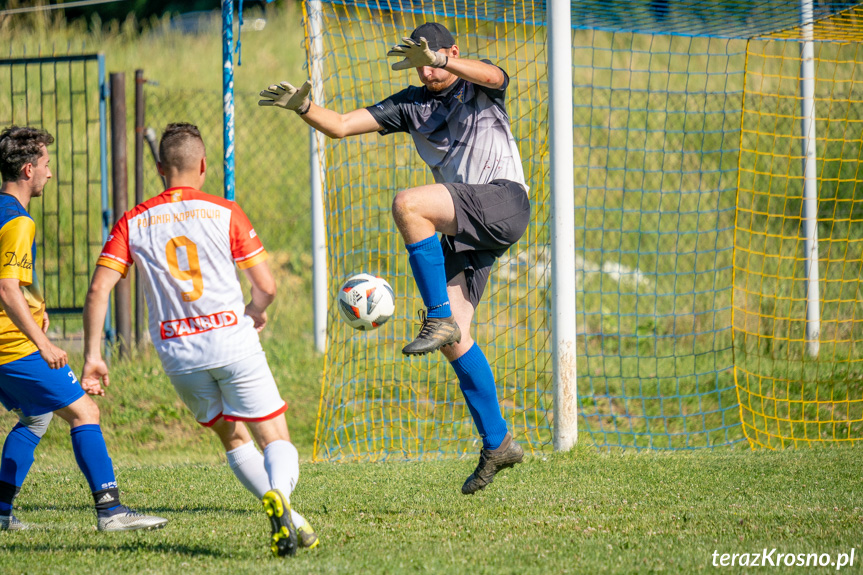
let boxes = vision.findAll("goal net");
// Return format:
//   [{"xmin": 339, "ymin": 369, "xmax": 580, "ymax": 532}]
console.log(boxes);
[
  {"xmin": 735, "ymin": 5, "xmax": 863, "ymax": 448},
  {"xmin": 307, "ymin": 0, "xmax": 863, "ymax": 459}
]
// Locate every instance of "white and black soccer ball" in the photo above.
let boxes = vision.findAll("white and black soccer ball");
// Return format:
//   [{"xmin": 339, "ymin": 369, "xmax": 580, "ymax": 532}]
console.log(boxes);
[{"xmin": 337, "ymin": 273, "xmax": 395, "ymax": 331}]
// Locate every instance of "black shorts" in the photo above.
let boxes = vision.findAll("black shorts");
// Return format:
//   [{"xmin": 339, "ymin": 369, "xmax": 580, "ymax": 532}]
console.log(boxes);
[{"xmin": 441, "ymin": 179, "xmax": 530, "ymax": 308}]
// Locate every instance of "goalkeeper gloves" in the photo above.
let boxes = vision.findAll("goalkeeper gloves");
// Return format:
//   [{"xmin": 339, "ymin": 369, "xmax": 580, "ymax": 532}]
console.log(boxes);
[
  {"xmin": 387, "ymin": 37, "xmax": 448, "ymax": 71},
  {"xmin": 258, "ymin": 80, "xmax": 312, "ymax": 115}
]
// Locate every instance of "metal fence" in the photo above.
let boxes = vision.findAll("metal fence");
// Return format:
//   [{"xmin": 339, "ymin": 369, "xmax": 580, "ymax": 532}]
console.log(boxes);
[
  {"xmin": 0, "ymin": 54, "xmax": 109, "ymax": 338},
  {"xmin": 142, "ymin": 85, "xmax": 312, "ymax": 256}
]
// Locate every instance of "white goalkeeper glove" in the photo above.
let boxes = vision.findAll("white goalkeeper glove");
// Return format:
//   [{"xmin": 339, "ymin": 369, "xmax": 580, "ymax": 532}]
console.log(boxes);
[
  {"xmin": 387, "ymin": 37, "xmax": 448, "ymax": 71},
  {"xmin": 258, "ymin": 80, "xmax": 312, "ymax": 115}
]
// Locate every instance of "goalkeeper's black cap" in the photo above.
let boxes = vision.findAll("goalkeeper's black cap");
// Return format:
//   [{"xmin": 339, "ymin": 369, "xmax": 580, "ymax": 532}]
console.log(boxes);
[{"xmin": 410, "ymin": 22, "xmax": 455, "ymax": 51}]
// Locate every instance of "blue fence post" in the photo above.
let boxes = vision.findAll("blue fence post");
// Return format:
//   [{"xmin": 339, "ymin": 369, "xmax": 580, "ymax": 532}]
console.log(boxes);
[{"xmin": 222, "ymin": 0, "xmax": 236, "ymax": 201}]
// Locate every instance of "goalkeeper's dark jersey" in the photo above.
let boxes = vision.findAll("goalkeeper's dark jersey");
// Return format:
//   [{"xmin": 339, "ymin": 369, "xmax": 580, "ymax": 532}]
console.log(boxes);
[{"xmin": 366, "ymin": 63, "xmax": 527, "ymax": 189}]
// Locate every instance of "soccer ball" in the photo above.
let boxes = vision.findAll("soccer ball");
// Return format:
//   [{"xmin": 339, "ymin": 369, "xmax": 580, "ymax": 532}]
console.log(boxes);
[{"xmin": 337, "ymin": 274, "xmax": 395, "ymax": 331}]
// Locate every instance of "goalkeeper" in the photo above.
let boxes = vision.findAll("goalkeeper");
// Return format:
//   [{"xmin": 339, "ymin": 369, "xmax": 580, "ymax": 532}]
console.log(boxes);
[{"xmin": 259, "ymin": 22, "xmax": 529, "ymax": 494}]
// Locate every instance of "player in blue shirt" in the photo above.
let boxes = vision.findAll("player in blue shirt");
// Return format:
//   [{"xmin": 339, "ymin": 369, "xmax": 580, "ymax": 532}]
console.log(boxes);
[
  {"xmin": 0, "ymin": 126, "xmax": 167, "ymax": 531},
  {"xmin": 259, "ymin": 23, "xmax": 528, "ymax": 494}
]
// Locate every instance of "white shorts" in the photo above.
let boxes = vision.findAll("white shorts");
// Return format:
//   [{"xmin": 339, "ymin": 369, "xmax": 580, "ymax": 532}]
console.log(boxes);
[{"xmin": 168, "ymin": 351, "xmax": 287, "ymax": 426}]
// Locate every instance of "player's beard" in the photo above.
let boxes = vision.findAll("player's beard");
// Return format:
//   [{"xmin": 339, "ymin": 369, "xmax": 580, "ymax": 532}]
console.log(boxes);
[
  {"xmin": 31, "ymin": 181, "xmax": 45, "ymax": 197},
  {"xmin": 419, "ymin": 68, "xmax": 457, "ymax": 92},
  {"xmin": 423, "ymin": 77, "xmax": 454, "ymax": 92}
]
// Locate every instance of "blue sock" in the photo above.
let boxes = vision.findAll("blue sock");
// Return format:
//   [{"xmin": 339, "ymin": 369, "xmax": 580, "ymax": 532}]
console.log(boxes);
[
  {"xmin": 70, "ymin": 424, "xmax": 117, "ymax": 493},
  {"xmin": 450, "ymin": 343, "xmax": 508, "ymax": 450},
  {"xmin": 0, "ymin": 424, "xmax": 40, "ymax": 512},
  {"xmin": 406, "ymin": 235, "xmax": 451, "ymax": 318}
]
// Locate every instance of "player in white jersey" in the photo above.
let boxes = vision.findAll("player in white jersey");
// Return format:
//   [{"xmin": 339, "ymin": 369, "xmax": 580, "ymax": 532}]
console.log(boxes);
[{"xmin": 80, "ymin": 123, "xmax": 316, "ymax": 557}]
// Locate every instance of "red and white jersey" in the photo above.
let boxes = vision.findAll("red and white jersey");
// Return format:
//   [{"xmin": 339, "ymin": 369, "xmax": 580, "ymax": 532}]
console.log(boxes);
[{"xmin": 98, "ymin": 187, "xmax": 268, "ymax": 375}]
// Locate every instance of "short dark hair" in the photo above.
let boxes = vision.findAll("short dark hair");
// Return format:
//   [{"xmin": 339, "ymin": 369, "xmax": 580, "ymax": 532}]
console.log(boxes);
[
  {"xmin": 159, "ymin": 123, "xmax": 205, "ymax": 172},
  {"xmin": 0, "ymin": 126, "xmax": 54, "ymax": 183}
]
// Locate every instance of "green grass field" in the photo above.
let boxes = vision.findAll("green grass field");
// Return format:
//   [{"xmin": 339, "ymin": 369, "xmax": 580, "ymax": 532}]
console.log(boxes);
[{"xmin": 0, "ymin": 445, "xmax": 861, "ymax": 573}]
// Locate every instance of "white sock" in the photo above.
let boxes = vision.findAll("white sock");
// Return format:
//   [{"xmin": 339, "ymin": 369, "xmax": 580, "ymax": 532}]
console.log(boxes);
[
  {"xmin": 291, "ymin": 509, "xmax": 307, "ymax": 529},
  {"xmin": 263, "ymin": 440, "xmax": 300, "ymax": 498},
  {"xmin": 226, "ymin": 441, "xmax": 270, "ymax": 499}
]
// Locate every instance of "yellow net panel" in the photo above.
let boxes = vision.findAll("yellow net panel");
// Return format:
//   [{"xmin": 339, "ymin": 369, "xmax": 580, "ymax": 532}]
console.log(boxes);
[
  {"xmin": 734, "ymin": 7, "xmax": 863, "ymax": 448},
  {"xmin": 306, "ymin": 1, "xmax": 550, "ymax": 460}
]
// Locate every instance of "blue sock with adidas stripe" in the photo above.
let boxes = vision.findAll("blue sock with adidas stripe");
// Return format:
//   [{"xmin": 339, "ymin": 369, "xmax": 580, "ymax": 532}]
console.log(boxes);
[
  {"xmin": 406, "ymin": 235, "xmax": 451, "ymax": 318},
  {"xmin": 0, "ymin": 424, "xmax": 39, "ymax": 513},
  {"xmin": 70, "ymin": 424, "xmax": 120, "ymax": 513},
  {"xmin": 450, "ymin": 343, "xmax": 508, "ymax": 450}
]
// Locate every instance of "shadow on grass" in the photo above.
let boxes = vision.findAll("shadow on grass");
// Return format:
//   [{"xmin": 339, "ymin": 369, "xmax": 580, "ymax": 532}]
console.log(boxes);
[
  {"xmin": 17, "ymin": 503, "xmax": 256, "ymax": 516},
  {"xmin": 138, "ymin": 506, "xmax": 256, "ymax": 516},
  {"xmin": 17, "ymin": 503, "xmax": 93, "ymax": 512},
  {"xmin": 0, "ymin": 540, "xmax": 234, "ymax": 558}
]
